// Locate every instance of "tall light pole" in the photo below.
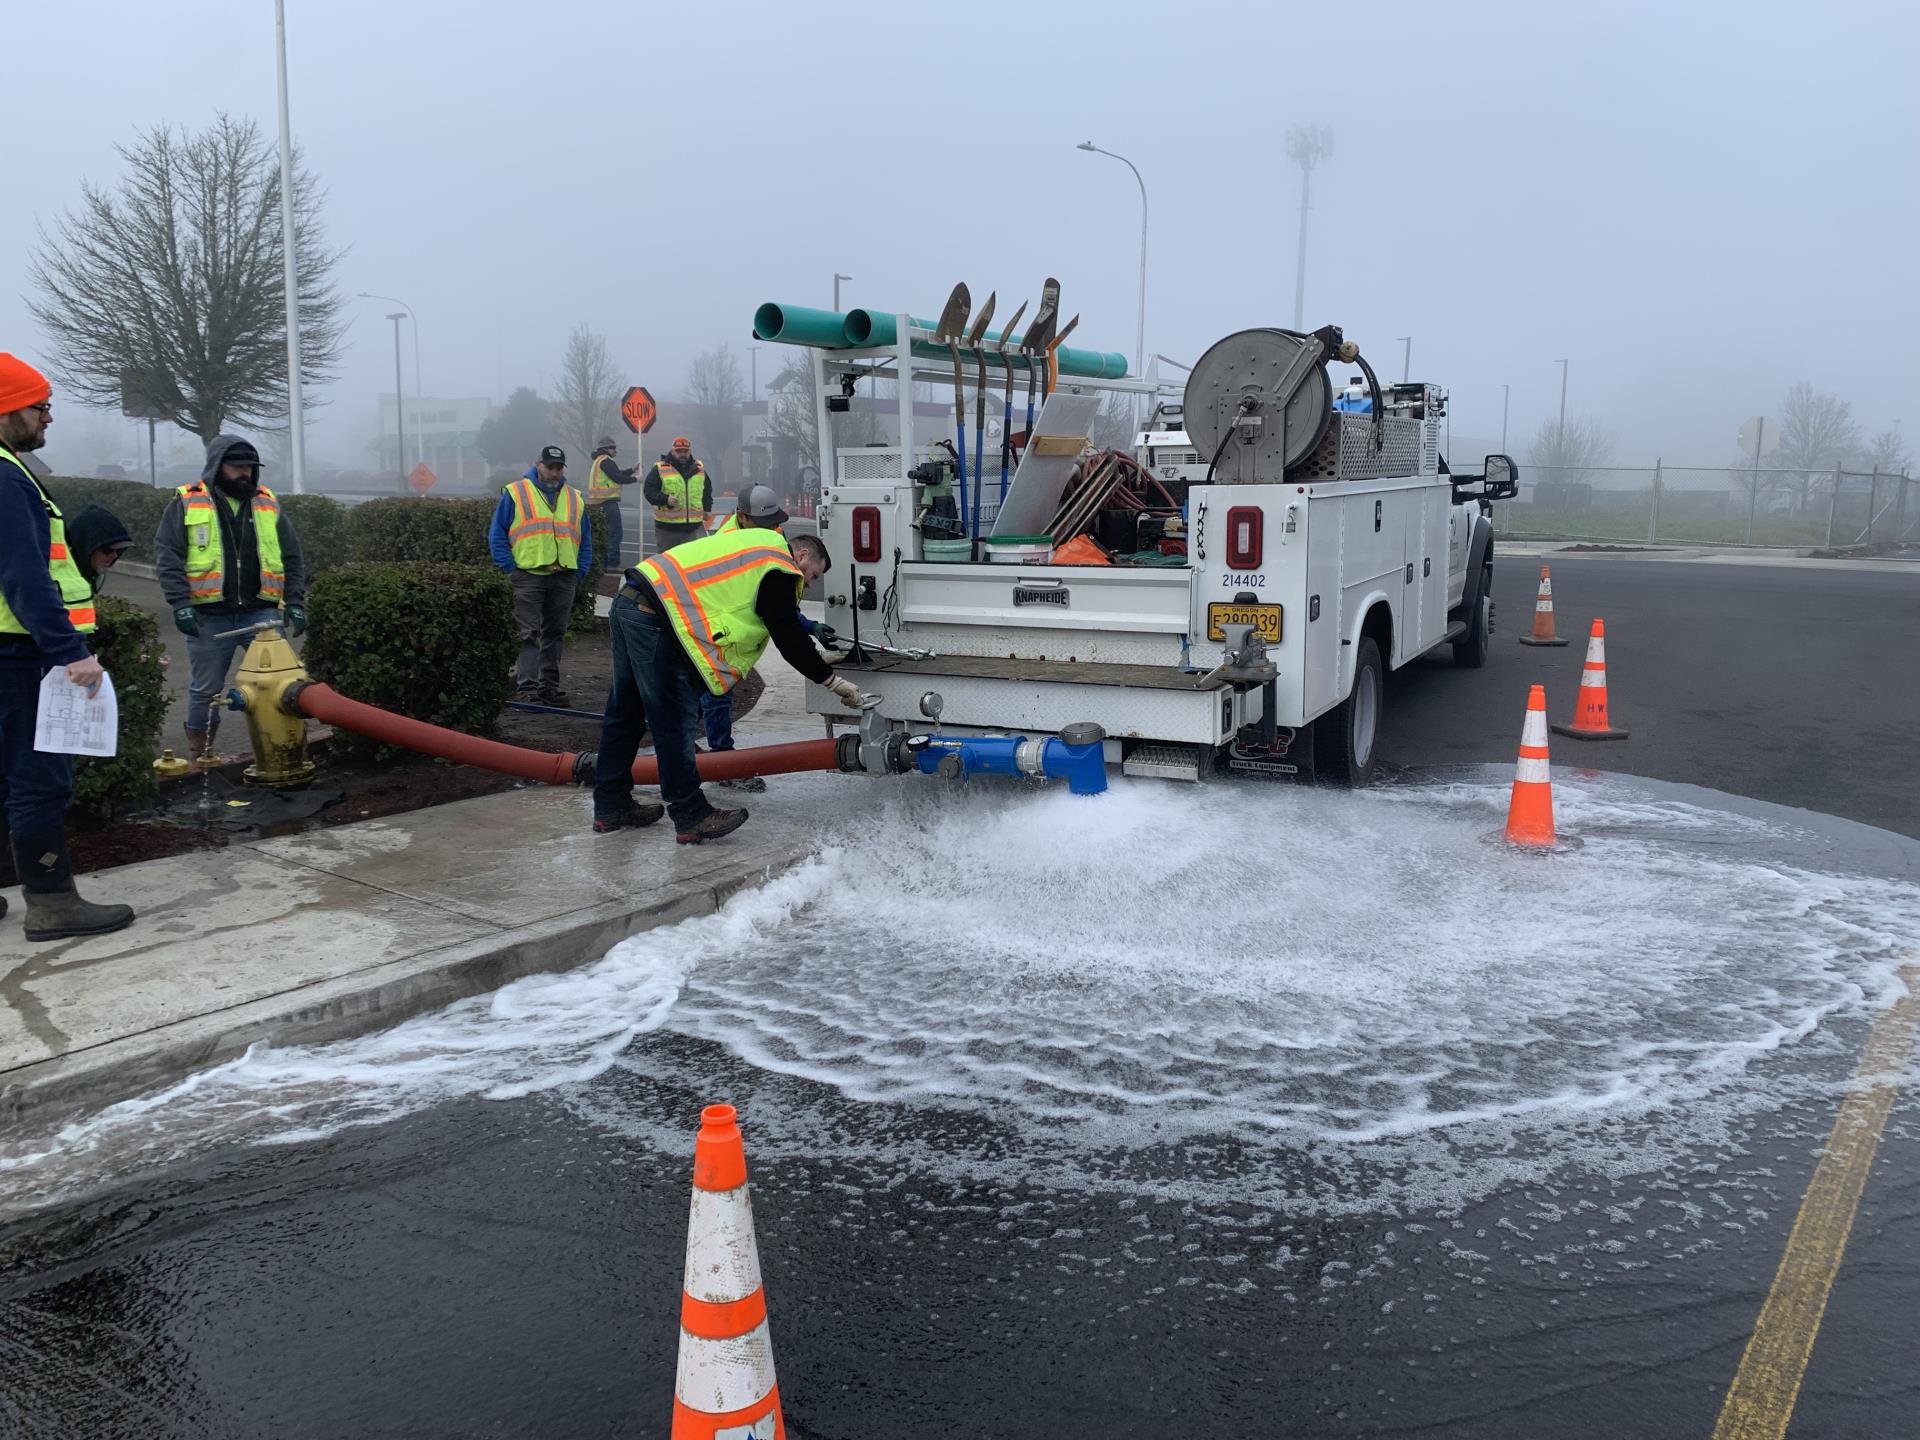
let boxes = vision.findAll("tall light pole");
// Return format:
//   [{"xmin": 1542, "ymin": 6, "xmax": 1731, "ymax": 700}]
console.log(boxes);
[
  {"xmin": 1285, "ymin": 124, "xmax": 1334, "ymax": 329},
  {"xmin": 360, "ymin": 292, "xmax": 421, "ymax": 468},
  {"xmin": 1501, "ymin": 383, "xmax": 1510, "ymax": 452},
  {"xmin": 748, "ymin": 345, "xmax": 761, "ymax": 401},
  {"xmin": 1556, "ymin": 358, "xmax": 1569, "ymax": 438},
  {"xmin": 833, "ymin": 273, "xmax": 852, "ymax": 311},
  {"xmin": 274, "ymin": 0, "xmax": 306, "ymax": 494},
  {"xmin": 386, "ymin": 313, "xmax": 407, "ymax": 486},
  {"xmin": 1395, "ymin": 336, "xmax": 1412, "ymax": 383},
  {"xmin": 1076, "ymin": 141, "xmax": 1148, "ymax": 385}
]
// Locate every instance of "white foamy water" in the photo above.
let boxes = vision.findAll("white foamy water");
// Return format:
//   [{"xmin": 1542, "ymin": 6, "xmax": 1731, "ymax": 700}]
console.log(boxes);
[{"xmin": 3, "ymin": 772, "xmax": 1915, "ymax": 1216}]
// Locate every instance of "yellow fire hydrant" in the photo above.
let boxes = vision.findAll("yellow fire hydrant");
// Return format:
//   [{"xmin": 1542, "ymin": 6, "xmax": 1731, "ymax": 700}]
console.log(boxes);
[{"xmin": 228, "ymin": 627, "xmax": 316, "ymax": 789}]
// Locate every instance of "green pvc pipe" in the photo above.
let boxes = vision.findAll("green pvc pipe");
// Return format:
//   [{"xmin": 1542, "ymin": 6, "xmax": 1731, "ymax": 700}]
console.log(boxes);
[
  {"xmin": 752, "ymin": 302, "xmax": 853, "ymax": 349},
  {"xmin": 844, "ymin": 308, "xmax": 1129, "ymax": 379}
]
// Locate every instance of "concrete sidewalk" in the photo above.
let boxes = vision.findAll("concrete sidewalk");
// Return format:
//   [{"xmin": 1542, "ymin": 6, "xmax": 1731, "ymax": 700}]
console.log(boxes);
[{"xmin": 0, "ymin": 784, "xmax": 815, "ymax": 1124}]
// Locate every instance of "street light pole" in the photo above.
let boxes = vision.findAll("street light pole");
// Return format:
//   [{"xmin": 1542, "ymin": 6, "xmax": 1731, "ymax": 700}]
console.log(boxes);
[
  {"xmin": 1396, "ymin": 336, "xmax": 1412, "ymax": 383},
  {"xmin": 1285, "ymin": 125, "xmax": 1334, "ymax": 330},
  {"xmin": 360, "ymin": 292, "xmax": 421, "ymax": 469},
  {"xmin": 749, "ymin": 345, "xmax": 761, "ymax": 402},
  {"xmin": 1556, "ymin": 358, "xmax": 1569, "ymax": 437},
  {"xmin": 1501, "ymin": 383, "xmax": 1510, "ymax": 452},
  {"xmin": 386, "ymin": 313, "xmax": 407, "ymax": 488},
  {"xmin": 833, "ymin": 273, "xmax": 852, "ymax": 311},
  {"xmin": 273, "ymin": 0, "xmax": 306, "ymax": 494},
  {"xmin": 1076, "ymin": 142, "xmax": 1148, "ymax": 385}
]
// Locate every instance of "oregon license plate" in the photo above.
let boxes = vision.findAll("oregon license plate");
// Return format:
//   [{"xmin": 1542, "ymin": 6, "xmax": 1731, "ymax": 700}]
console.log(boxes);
[{"xmin": 1207, "ymin": 601, "xmax": 1282, "ymax": 643}]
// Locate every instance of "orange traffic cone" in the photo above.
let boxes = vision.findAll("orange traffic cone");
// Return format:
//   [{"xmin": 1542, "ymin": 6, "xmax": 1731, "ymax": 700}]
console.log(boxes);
[
  {"xmin": 1504, "ymin": 684, "xmax": 1556, "ymax": 847},
  {"xmin": 1553, "ymin": 619, "xmax": 1630, "ymax": 741},
  {"xmin": 1517, "ymin": 566, "xmax": 1571, "ymax": 646},
  {"xmin": 672, "ymin": 1105, "xmax": 785, "ymax": 1440}
]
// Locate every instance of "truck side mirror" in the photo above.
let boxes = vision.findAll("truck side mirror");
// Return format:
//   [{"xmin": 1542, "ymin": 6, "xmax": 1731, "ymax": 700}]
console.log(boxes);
[{"xmin": 1483, "ymin": 453, "xmax": 1519, "ymax": 500}]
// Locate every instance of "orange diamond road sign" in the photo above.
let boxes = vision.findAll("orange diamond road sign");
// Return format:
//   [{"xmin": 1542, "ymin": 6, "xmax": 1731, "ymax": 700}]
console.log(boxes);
[
  {"xmin": 621, "ymin": 385, "xmax": 657, "ymax": 435},
  {"xmin": 408, "ymin": 462, "xmax": 438, "ymax": 494}
]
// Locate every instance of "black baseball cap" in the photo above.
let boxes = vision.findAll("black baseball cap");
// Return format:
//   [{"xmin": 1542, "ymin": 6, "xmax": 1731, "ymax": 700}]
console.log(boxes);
[
  {"xmin": 225, "ymin": 439, "xmax": 261, "ymax": 465},
  {"xmin": 539, "ymin": 445, "xmax": 566, "ymax": 467}
]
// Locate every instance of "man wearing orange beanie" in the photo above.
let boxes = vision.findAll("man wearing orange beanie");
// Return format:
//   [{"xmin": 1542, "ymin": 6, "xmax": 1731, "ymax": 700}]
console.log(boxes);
[{"xmin": 0, "ymin": 354, "xmax": 135, "ymax": 940}]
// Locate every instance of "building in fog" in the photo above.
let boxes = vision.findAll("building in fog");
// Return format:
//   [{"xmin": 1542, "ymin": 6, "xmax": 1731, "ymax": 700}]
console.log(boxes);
[{"xmin": 372, "ymin": 395, "xmax": 492, "ymax": 484}]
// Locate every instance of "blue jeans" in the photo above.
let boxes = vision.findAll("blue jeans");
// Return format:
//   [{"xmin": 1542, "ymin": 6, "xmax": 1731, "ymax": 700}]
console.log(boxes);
[
  {"xmin": 592, "ymin": 596, "xmax": 710, "ymax": 831},
  {"xmin": 596, "ymin": 501, "xmax": 624, "ymax": 572},
  {"xmin": 0, "ymin": 663, "xmax": 76, "ymax": 839},
  {"xmin": 700, "ymin": 690, "xmax": 734, "ymax": 750},
  {"xmin": 186, "ymin": 606, "xmax": 282, "ymax": 733}
]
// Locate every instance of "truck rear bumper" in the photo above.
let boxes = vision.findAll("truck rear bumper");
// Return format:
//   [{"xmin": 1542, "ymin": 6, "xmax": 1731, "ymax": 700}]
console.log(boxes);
[{"xmin": 817, "ymin": 653, "xmax": 1234, "ymax": 746}]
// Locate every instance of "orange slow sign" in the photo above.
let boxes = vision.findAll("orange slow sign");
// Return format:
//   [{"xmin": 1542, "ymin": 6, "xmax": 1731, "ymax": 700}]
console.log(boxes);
[{"xmin": 621, "ymin": 385, "xmax": 657, "ymax": 435}]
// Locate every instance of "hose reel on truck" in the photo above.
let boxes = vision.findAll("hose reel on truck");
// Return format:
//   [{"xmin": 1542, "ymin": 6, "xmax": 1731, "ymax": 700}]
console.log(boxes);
[{"xmin": 1182, "ymin": 325, "xmax": 1384, "ymax": 485}]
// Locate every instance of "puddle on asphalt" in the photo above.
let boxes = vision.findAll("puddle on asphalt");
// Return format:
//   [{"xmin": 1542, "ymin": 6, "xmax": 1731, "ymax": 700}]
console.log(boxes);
[{"xmin": 3, "ymin": 769, "xmax": 1916, "ymax": 1219}]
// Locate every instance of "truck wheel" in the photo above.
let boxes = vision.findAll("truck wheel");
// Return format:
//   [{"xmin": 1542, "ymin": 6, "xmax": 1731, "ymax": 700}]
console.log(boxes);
[
  {"xmin": 1453, "ymin": 582, "xmax": 1491, "ymax": 668},
  {"xmin": 1316, "ymin": 637, "xmax": 1382, "ymax": 787}
]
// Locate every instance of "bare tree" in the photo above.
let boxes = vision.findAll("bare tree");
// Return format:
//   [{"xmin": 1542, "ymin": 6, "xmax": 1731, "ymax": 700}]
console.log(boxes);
[
  {"xmin": 1525, "ymin": 417, "xmax": 1614, "ymax": 487},
  {"xmin": 1772, "ymin": 383, "xmax": 1859, "ymax": 512},
  {"xmin": 682, "ymin": 344, "xmax": 747, "ymax": 463},
  {"xmin": 1090, "ymin": 392, "xmax": 1138, "ymax": 451},
  {"xmin": 29, "ymin": 115, "xmax": 345, "ymax": 441},
  {"xmin": 551, "ymin": 323, "xmax": 621, "ymax": 461},
  {"xmin": 1861, "ymin": 429, "xmax": 1911, "ymax": 477}
]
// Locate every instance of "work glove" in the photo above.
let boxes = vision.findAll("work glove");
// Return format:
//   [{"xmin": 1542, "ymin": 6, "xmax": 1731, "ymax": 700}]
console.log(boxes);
[
  {"xmin": 284, "ymin": 604, "xmax": 308, "ymax": 638},
  {"xmin": 824, "ymin": 674, "xmax": 865, "ymax": 710},
  {"xmin": 173, "ymin": 606, "xmax": 200, "ymax": 637},
  {"xmin": 814, "ymin": 622, "xmax": 839, "ymax": 648}
]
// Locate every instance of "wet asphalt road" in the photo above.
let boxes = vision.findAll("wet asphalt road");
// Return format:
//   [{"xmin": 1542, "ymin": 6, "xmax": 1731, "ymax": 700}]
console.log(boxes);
[{"xmin": 2, "ymin": 555, "xmax": 1918, "ymax": 1440}]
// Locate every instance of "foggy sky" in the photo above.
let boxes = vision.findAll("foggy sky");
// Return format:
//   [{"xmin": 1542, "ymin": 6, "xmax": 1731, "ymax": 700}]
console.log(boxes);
[{"xmin": 11, "ymin": 0, "xmax": 1918, "ymax": 474}]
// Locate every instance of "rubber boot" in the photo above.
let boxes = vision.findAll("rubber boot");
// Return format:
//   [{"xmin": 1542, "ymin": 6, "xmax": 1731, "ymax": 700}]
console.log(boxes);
[{"xmin": 12, "ymin": 828, "xmax": 135, "ymax": 943}]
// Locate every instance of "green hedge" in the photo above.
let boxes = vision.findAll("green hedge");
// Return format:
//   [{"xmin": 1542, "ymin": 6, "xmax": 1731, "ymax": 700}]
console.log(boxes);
[
  {"xmin": 348, "ymin": 496, "xmax": 496, "ymax": 564},
  {"xmin": 304, "ymin": 562, "xmax": 517, "ymax": 755},
  {"xmin": 275, "ymin": 493, "xmax": 350, "ymax": 578},
  {"xmin": 71, "ymin": 596, "xmax": 169, "ymax": 822},
  {"xmin": 46, "ymin": 476, "xmax": 172, "ymax": 563}
]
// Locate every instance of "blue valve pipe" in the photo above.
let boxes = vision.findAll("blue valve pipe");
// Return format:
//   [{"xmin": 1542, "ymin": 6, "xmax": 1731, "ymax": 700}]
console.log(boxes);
[{"xmin": 911, "ymin": 734, "xmax": 1108, "ymax": 796}]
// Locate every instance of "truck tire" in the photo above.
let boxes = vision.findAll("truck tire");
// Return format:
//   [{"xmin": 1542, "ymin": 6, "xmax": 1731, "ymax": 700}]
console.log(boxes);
[
  {"xmin": 1453, "ymin": 581, "xmax": 1491, "ymax": 668},
  {"xmin": 1316, "ymin": 637, "xmax": 1382, "ymax": 787}
]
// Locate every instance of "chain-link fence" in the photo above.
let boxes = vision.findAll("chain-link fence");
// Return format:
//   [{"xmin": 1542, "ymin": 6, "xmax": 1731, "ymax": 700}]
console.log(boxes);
[{"xmin": 1492, "ymin": 464, "xmax": 1919, "ymax": 549}]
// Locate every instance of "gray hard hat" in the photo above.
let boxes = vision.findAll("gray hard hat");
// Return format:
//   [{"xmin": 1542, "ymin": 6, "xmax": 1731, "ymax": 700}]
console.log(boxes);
[{"xmin": 737, "ymin": 484, "xmax": 789, "ymax": 526}]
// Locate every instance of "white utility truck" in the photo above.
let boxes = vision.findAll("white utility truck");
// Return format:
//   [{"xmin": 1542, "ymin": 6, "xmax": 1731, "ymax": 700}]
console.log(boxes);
[{"xmin": 801, "ymin": 320, "xmax": 1517, "ymax": 786}]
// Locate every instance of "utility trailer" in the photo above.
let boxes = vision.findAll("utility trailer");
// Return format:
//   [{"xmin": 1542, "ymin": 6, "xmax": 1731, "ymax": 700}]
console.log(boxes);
[{"xmin": 796, "ymin": 314, "xmax": 1517, "ymax": 786}]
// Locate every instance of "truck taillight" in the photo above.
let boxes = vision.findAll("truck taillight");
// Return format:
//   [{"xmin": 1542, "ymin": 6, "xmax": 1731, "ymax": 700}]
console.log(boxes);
[
  {"xmin": 852, "ymin": 506, "xmax": 881, "ymax": 564},
  {"xmin": 1226, "ymin": 506, "xmax": 1262, "ymax": 569}
]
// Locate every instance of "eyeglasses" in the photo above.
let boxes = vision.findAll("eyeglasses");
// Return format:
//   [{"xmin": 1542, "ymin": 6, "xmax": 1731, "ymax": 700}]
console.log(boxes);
[{"xmin": 28, "ymin": 403, "xmax": 51, "ymax": 417}]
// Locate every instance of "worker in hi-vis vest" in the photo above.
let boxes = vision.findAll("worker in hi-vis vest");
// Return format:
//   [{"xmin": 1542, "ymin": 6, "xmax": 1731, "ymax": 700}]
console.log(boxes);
[
  {"xmin": 0, "ymin": 352, "xmax": 135, "ymax": 942},
  {"xmin": 582, "ymin": 436, "xmax": 636, "ymax": 574},
  {"xmin": 592, "ymin": 486, "xmax": 862, "ymax": 845},
  {"xmin": 488, "ymin": 444, "xmax": 593, "ymax": 707},
  {"xmin": 644, "ymin": 436, "xmax": 711, "ymax": 552},
  {"xmin": 155, "ymin": 435, "xmax": 309, "ymax": 761}
]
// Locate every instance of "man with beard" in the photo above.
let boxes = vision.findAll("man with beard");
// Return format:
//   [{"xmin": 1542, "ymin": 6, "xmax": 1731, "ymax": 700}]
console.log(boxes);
[{"xmin": 155, "ymin": 435, "xmax": 308, "ymax": 761}]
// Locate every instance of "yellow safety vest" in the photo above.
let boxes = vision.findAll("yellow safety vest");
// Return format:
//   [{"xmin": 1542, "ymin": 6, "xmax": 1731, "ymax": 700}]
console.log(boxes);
[
  {"xmin": 639, "ymin": 526, "xmax": 803, "ymax": 696},
  {"xmin": 178, "ymin": 481, "xmax": 285, "ymax": 604},
  {"xmin": 584, "ymin": 454, "xmax": 623, "ymax": 506},
  {"xmin": 651, "ymin": 459, "xmax": 709, "ymax": 525},
  {"xmin": 505, "ymin": 477, "xmax": 583, "ymax": 571},
  {"xmin": 709, "ymin": 513, "xmax": 740, "ymax": 535},
  {"xmin": 0, "ymin": 449, "xmax": 96, "ymax": 637}
]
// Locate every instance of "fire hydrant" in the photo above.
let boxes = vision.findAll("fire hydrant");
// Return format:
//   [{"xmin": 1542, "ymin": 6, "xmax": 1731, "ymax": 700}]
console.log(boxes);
[{"xmin": 225, "ymin": 625, "xmax": 316, "ymax": 789}]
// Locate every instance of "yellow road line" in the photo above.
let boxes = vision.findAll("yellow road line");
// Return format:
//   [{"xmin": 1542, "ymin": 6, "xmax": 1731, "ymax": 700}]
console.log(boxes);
[{"xmin": 1711, "ymin": 960, "xmax": 1919, "ymax": 1440}]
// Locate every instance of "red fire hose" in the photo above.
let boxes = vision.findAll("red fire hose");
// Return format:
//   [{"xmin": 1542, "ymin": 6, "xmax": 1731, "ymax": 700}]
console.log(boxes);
[{"xmin": 292, "ymin": 683, "xmax": 842, "ymax": 785}]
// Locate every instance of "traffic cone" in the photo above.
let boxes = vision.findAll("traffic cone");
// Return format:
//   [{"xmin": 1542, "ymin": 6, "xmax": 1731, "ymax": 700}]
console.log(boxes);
[
  {"xmin": 1553, "ymin": 619, "xmax": 1630, "ymax": 741},
  {"xmin": 672, "ymin": 1105, "xmax": 785, "ymax": 1440},
  {"xmin": 1517, "ymin": 565, "xmax": 1571, "ymax": 646},
  {"xmin": 1504, "ymin": 684, "xmax": 1556, "ymax": 848}
]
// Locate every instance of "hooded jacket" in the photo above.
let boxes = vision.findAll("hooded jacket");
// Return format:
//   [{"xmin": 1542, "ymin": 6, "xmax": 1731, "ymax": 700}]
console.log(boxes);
[
  {"xmin": 154, "ymin": 434, "xmax": 307, "ymax": 611},
  {"xmin": 64, "ymin": 505, "xmax": 133, "ymax": 593}
]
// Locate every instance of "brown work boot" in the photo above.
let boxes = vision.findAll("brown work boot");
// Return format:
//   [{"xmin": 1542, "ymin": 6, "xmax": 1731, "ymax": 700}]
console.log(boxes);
[
  {"xmin": 675, "ymin": 807, "xmax": 748, "ymax": 845},
  {"xmin": 185, "ymin": 727, "xmax": 210, "ymax": 762},
  {"xmin": 592, "ymin": 800, "xmax": 666, "ymax": 834}
]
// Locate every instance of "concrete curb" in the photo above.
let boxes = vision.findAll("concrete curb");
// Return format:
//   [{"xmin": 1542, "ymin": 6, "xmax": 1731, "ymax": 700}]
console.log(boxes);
[{"xmin": 0, "ymin": 845, "xmax": 807, "ymax": 1127}]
